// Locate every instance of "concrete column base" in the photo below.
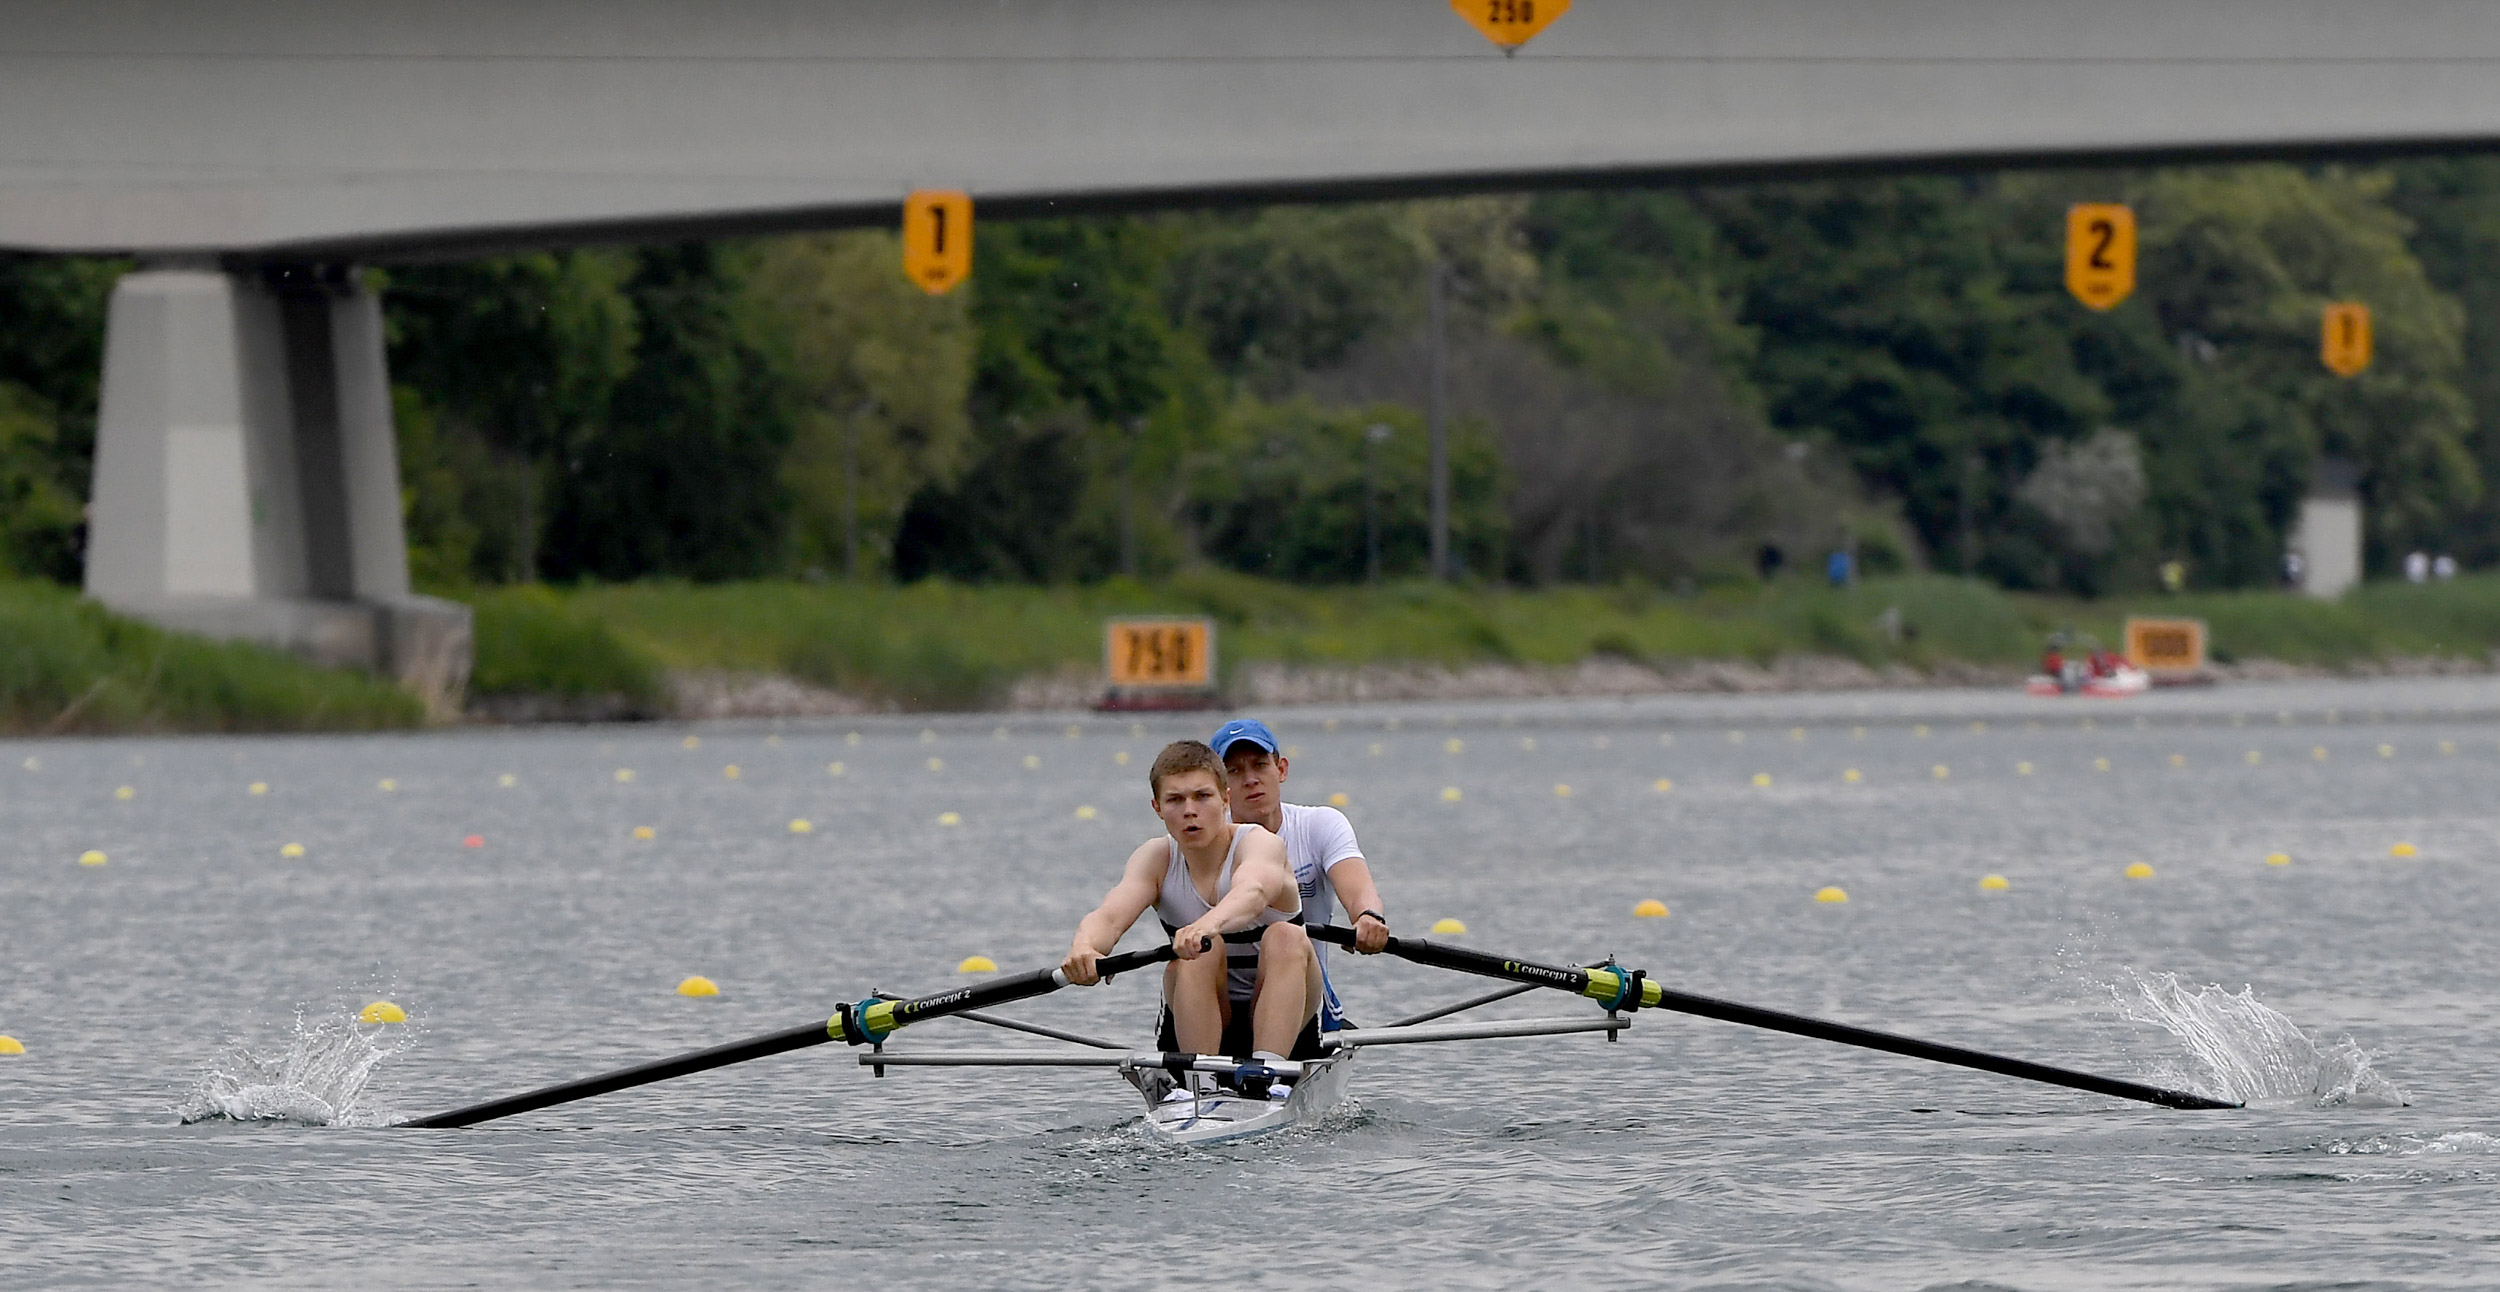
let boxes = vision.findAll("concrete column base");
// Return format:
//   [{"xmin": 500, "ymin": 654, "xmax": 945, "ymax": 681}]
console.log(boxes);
[{"xmin": 83, "ymin": 264, "xmax": 471, "ymax": 714}]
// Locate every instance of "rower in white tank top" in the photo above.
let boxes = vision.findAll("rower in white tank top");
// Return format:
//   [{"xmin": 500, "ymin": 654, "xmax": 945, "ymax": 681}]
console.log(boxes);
[{"xmin": 1155, "ymin": 820, "xmax": 1300, "ymax": 1002}]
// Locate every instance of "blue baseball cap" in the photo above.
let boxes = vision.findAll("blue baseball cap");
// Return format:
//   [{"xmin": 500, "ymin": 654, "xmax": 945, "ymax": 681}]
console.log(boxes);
[{"xmin": 1209, "ymin": 717, "xmax": 1281, "ymax": 759}]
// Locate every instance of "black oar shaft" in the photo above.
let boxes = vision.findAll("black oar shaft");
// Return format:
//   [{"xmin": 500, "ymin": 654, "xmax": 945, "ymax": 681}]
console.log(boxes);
[
  {"xmin": 1312, "ymin": 927, "xmax": 2236, "ymax": 1111},
  {"xmin": 403, "ymin": 944, "xmax": 1177, "ymax": 1129},
  {"xmin": 399, "ymin": 1022, "xmax": 832, "ymax": 1129}
]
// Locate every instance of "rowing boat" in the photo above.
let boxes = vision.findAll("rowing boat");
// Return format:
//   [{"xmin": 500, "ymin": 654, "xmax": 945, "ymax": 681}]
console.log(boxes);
[{"xmin": 399, "ymin": 926, "xmax": 2239, "ymax": 1135}]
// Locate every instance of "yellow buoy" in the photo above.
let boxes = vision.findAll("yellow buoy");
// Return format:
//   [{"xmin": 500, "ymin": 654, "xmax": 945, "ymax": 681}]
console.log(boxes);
[
  {"xmin": 1440, "ymin": 787, "xmax": 1463, "ymax": 802},
  {"xmin": 1969, "ymin": 721, "xmax": 1987, "ymax": 734},
  {"xmin": 1075, "ymin": 805, "xmax": 1098, "ymax": 819},
  {"xmin": 2390, "ymin": 842, "xmax": 2419, "ymax": 858},
  {"xmin": 1553, "ymin": 784, "xmax": 1572, "ymax": 798},
  {"xmin": 2264, "ymin": 852, "xmax": 2291, "ymax": 866},
  {"xmin": 937, "ymin": 812, "xmax": 962, "ymax": 826},
  {"xmin": 1913, "ymin": 725, "xmax": 1931, "ymax": 738},
  {"xmin": 925, "ymin": 757, "xmax": 944, "ymax": 772},
  {"xmin": 850, "ymin": 731, "xmax": 865, "ymax": 745},
  {"xmin": 1445, "ymin": 738, "xmax": 1464, "ymax": 754},
  {"xmin": 723, "ymin": 765, "xmax": 741, "ymax": 779},
  {"xmin": 683, "ymin": 735, "xmax": 701, "ymax": 749},
  {"xmin": 2379, "ymin": 744, "xmax": 2395, "ymax": 759},
  {"xmin": 249, "ymin": 781, "xmax": 269, "ymax": 796},
  {"xmin": 1521, "ymin": 737, "xmax": 1538, "ymax": 751},
  {"xmin": 1751, "ymin": 772, "xmax": 1772, "ymax": 788},
  {"xmin": 1113, "ymin": 751, "xmax": 1130, "ymax": 766},
  {"xmin": 359, "ymin": 1001, "xmax": 407, "ymax": 1024},
  {"xmin": 956, "ymin": 956, "xmax": 998, "ymax": 974},
  {"xmin": 676, "ymin": 976, "xmax": 720, "ymax": 998},
  {"xmin": 2169, "ymin": 754, "xmax": 2185, "ymax": 768},
  {"xmin": 2014, "ymin": 762, "xmax": 2033, "ymax": 776},
  {"xmin": 1843, "ymin": 769, "xmax": 1862, "ymax": 783},
  {"xmin": 378, "ymin": 778, "xmax": 396, "ymax": 792},
  {"xmin": 2125, "ymin": 862, "xmax": 2156, "ymax": 879},
  {"xmin": 614, "ymin": 769, "xmax": 635, "ymax": 782},
  {"xmin": 1023, "ymin": 755, "xmax": 1041, "ymax": 770},
  {"xmin": 1790, "ymin": 727, "xmax": 1806, "ymax": 741},
  {"xmin": 2312, "ymin": 747, "xmax": 2327, "ymax": 761},
  {"xmin": 0, "ymin": 1036, "xmax": 22, "ymax": 1055},
  {"xmin": 1814, "ymin": 887, "xmax": 1849, "ymax": 904},
  {"xmin": 828, "ymin": 761, "xmax": 846, "ymax": 776},
  {"xmin": 1328, "ymin": 792, "xmax": 1350, "ymax": 807},
  {"xmin": 1633, "ymin": 898, "xmax": 1670, "ymax": 918},
  {"xmin": 114, "ymin": 786, "xmax": 134, "ymax": 800},
  {"xmin": 789, "ymin": 818, "xmax": 814, "ymax": 834},
  {"xmin": 1654, "ymin": 778, "xmax": 1674, "ymax": 792},
  {"xmin": 1932, "ymin": 764, "xmax": 1949, "ymax": 780},
  {"xmin": 498, "ymin": 773, "xmax": 518, "ymax": 787},
  {"xmin": 632, "ymin": 825, "xmax": 656, "ymax": 840},
  {"xmin": 1430, "ymin": 918, "xmax": 1468, "ymax": 935},
  {"xmin": 2439, "ymin": 740, "xmax": 2456, "ymax": 755},
  {"xmin": 1979, "ymin": 874, "xmax": 2010, "ymax": 891},
  {"xmin": 77, "ymin": 849, "xmax": 106, "ymax": 866},
  {"xmin": 279, "ymin": 842, "xmax": 305, "ymax": 859},
  {"xmin": 2093, "ymin": 758, "xmax": 2110, "ymax": 772},
  {"xmin": 2245, "ymin": 751, "xmax": 2262, "ymax": 765}
]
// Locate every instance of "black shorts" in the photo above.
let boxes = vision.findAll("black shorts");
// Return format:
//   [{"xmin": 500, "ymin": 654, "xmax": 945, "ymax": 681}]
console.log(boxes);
[{"xmin": 1155, "ymin": 1003, "xmax": 1326, "ymax": 1061}]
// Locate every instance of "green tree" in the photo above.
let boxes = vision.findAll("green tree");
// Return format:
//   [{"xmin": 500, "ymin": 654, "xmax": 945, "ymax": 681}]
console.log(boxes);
[
  {"xmin": 737, "ymin": 231, "xmax": 975, "ymax": 577},
  {"xmin": 541, "ymin": 244, "xmax": 792, "ymax": 581},
  {"xmin": 384, "ymin": 251, "xmax": 637, "ymax": 582},
  {"xmin": 2136, "ymin": 166, "xmax": 2477, "ymax": 573}
]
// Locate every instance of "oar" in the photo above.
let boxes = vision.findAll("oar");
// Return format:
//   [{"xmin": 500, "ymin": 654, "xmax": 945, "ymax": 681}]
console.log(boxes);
[
  {"xmin": 401, "ymin": 944, "xmax": 1180, "ymax": 1129},
  {"xmin": 1311, "ymin": 926, "xmax": 2238, "ymax": 1110}
]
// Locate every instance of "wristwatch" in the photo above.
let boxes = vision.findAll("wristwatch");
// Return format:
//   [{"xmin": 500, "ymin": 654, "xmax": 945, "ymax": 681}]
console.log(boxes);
[{"xmin": 1356, "ymin": 909, "xmax": 1386, "ymax": 925}]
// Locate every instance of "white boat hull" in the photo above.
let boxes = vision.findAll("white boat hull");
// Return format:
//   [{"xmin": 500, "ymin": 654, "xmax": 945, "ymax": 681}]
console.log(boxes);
[{"xmin": 1127, "ymin": 1051, "xmax": 1353, "ymax": 1147}]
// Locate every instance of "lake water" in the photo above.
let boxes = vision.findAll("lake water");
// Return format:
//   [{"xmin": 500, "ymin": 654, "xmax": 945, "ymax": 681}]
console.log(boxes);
[{"xmin": 4, "ymin": 677, "xmax": 2498, "ymax": 1289}]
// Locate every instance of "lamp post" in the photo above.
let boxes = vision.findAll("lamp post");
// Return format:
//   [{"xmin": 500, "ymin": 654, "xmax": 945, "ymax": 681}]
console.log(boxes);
[{"xmin": 1364, "ymin": 421, "xmax": 1393, "ymax": 582}]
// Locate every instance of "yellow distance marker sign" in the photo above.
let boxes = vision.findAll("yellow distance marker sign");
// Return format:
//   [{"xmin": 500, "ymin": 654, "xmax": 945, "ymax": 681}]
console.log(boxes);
[
  {"xmin": 1452, "ymin": 0, "xmax": 1570, "ymax": 52},
  {"xmin": 1105, "ymin": 618, "xmax": 1215, "ymax": 691},
  {"xmin": 902, "ymin": 190, "xmax": 972, "ymax": 295},
  {"xmin": 2065, "ymin": 204, "xmax": 2136, "ymax": 311},
  {"xmin": 2322, "ymin": 302, "xmax": 2372, "ymax": 377},
  {"xmin": 2124, "ymin": 616, "xmax": 2208, "ymax": 676}
]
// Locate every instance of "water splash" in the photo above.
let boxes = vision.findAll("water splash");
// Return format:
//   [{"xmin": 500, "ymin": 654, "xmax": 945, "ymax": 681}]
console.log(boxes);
[
  {"xmin": 2108, "ymin": 970, "xmax": 2406, "ymax": 1108},
  {"xmin": 2329, "ymin": 1131, "xmax": 2500, "ymax": 1157},
  {"xmin": 176, "ymin": 1011, "xmax": 411, "ymax": 1127}
]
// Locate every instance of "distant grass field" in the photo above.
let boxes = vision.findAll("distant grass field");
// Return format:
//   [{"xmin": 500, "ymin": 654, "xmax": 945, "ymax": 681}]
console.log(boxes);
[
  {"xmin": 461, "ymin": 571, "xmax": 2500, "ymax": 712},
  {"xmin": 0, "ymin": 580, "xmax": 425, "ymax": 734}
]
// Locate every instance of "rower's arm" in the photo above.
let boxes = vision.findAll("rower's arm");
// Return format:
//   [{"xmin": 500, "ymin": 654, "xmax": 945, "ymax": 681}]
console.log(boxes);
[
  {"xmin": 1327, "ymin": 857, "xmax": 1390, "ymax": 952},
  {"xmin": 1062, "ymin": 840, "xmax": 1164, "ymax": 984},
  {"xmin": 1191, "ymin": 829, "xmax": 1297, "ymax": 934}
]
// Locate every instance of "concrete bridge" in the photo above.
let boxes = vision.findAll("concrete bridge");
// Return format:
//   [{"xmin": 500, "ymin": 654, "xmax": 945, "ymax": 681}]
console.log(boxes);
[{"xmin": 9, "ymin": 0, "xmax": 2500, "ymax": 694}]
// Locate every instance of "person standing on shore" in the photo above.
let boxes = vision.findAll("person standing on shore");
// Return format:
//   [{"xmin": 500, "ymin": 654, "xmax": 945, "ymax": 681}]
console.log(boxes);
[{"xmin": 1209, "ymin": 717, "xmax": 1390, "ymax": 1031}]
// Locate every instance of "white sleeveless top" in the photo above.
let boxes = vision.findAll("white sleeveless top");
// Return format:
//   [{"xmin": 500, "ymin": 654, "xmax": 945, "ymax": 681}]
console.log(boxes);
[{"xmin": 1155, "ymin": 822, "xmax": 1298, "ymax": 1001}]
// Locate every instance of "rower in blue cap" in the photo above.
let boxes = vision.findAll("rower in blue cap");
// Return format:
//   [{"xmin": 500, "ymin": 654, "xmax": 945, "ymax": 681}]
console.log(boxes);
[{"xmin": 1207, "ymin": 716, "xmax": 1392, "ymax": 1033}]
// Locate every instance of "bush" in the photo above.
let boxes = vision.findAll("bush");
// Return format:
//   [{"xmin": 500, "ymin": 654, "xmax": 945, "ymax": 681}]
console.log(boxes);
[
  {"xmin": 468, "ymin": 585, "xmax": 668, "ymax": 702},
  {"xmin": 0, "ymin": 581, "xmax": 423, "ymax": 732}
]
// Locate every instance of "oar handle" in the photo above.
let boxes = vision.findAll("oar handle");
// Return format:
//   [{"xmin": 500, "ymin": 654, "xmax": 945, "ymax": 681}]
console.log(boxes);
[{"xmin": 1308, "ymin": 926, "xmax": 2240, "ymax": 1111}]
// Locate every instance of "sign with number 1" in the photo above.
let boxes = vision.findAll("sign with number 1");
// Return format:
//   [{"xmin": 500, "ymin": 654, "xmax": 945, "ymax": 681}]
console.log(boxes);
[
  {"xmin": 2065, "ymin": 204, "xmax": 2136, "ymax": 311},
  {"xmin": 902, "ymin": 190, "xmax": 972, "ymax": 295},
  {"xmin": 2322, "ymin": 302, "xmax": 2372, "ymax": 377}
]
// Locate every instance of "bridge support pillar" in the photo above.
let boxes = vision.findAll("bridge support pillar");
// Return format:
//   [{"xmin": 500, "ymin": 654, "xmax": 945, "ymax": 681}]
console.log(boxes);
[{"xmin": 83, "ymin": 264, "xmax": 471, "ymax": 715}]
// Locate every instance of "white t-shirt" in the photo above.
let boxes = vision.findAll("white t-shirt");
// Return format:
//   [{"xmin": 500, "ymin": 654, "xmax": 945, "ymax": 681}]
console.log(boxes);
[{"xmin": 1273, "ymin": 803, "xmax": 1364, "ymax": 1019}]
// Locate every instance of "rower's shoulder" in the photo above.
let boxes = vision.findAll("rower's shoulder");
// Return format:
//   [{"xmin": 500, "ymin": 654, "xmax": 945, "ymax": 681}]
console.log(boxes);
[{"xmin": 1280, "ymin": 801, "xmax": 1354, "ymax": 835}]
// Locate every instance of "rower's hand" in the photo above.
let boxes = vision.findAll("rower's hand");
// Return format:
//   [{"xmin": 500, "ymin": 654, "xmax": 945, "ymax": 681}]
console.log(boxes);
[
  {"xmin": 1354, "ymin": 910, "xmax": 1390, "ymax": 954},
  {"xmin": 1062, "ymin": 944, "xmax": 1102, "ymax": 986},
  {"xmin": 1173, "ymin": 920, "xmax": 1221, "ymax": 960}
]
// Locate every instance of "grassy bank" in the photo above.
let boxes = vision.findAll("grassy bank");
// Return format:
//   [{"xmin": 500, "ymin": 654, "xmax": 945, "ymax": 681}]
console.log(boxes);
[
  {"xmin": 463, "ymin": 571, "xmax": 2500, "ymax": 712},
  {"xmin": 0, "ymin": 581, "xmax": 426, "ymax": 734}
]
